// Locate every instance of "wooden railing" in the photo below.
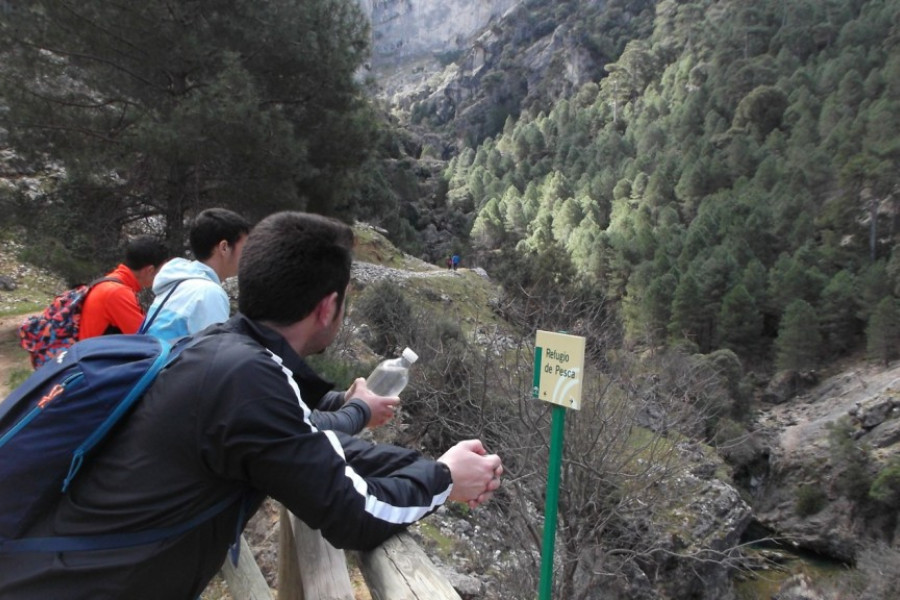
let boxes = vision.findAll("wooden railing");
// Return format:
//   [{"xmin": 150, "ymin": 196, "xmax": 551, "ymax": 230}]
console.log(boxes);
[{"xmin": 220, "ymin": 505, "xmax": 461, "ymax": 600}]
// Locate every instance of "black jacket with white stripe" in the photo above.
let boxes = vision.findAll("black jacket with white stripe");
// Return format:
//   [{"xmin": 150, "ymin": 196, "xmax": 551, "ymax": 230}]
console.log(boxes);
[{"xmin": 0, "ymin": 314, "xmax": 452, "ymax": 600}]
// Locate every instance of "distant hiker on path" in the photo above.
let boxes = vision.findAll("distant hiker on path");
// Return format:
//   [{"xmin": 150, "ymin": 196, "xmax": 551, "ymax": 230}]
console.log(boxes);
[{"xmin": 452, "ymin": 253, "xmax": 460, "ymax": 271}]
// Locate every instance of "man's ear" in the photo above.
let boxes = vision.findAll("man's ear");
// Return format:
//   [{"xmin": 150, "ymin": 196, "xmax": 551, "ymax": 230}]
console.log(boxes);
[{"xmin": 314, "ymin": 291, "xmax": 340, "ymax": 325}]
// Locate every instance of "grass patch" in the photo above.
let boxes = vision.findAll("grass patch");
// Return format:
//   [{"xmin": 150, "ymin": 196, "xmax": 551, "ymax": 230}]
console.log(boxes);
[
  {"xmin": 7, "ymin": 367, "xmax": 30, "ymax": 390},
  {"xmin": 404, "ymin": 272, "xmax": 506, "ymax": 333},
  {"xmin": 0, "ymin": 327, "xmax": 33, "ymax": 397},
  {"xmin": 354, "ymin": 225, "xmax": 432, "ymax": 271},
  {"xmin": 414, "ymin": 519, "xmax": 457, "ymax": 558},
  {"xmin": 0, "ymin": 302, "xmax": 46, "ymax": 317}
]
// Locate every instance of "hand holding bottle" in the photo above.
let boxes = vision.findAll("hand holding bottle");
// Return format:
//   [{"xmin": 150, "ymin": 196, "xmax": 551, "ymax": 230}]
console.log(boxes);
[
  {"xmin": 344, "ymin": 377, "xmax": 399, "ymax": 428},
  {"xmin": 366, "ymin": 348, "xmax": 418, "ymax": 396}
]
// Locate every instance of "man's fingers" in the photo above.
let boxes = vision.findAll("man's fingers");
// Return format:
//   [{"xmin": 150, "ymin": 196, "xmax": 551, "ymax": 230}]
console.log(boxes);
[
  {"xmin": 484, "ymin": 454, "xmax": 501, "ymax": 473},
  {"xmin": 458, "ymin": 439, "xmax": 486, "ymax": 455}
]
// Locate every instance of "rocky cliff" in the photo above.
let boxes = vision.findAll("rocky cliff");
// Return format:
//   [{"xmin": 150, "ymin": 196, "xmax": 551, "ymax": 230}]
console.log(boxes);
[
  {"xmin": 753, "ymin": 364, "xmax": 900, "ymax": 562},
  {"xmin": 360, "ymin": 1, "xmax": 631, "ymax": 151},
  {"xmin": 362, "ymin": 0, "xmax": 521, "ymax": 68}
]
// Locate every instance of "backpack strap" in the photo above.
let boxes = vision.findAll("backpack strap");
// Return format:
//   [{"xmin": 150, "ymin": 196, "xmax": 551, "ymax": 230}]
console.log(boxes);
[
  {"xmin": 229, "ymin": 490, "xmax": 266, "ymax": 565},
  {"xmin": 88, "ymin": 276, "xmax": 123, "ymax": 288},
  {"xmin": 0, "ymin": 491, "xmax": 243, "ymax": 553},
  {"xmin": 61, "ymin": 340, "xmax": 173, "ymax": 491},
  {"xmin": 138, "ymin": 278, "xmax": 191, "ymax": 335}
]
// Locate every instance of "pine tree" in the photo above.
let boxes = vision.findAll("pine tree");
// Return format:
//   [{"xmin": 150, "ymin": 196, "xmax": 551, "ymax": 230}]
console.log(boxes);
[
  {"xmin": 775, "ymin": 299, "xmax": 822, "ymax": 372},
  {"xmin": 819, "ymin": 270, "xmax": 861, "ymax": 357},
  {"xmin": 718, "ymin": 284, "xmax": 763, "ymax": 357},
  {"xmin": 668, "ymin": 272, "xmax": 705, "ymax": 347},
  {"xmin": 866, "ymin": 297, "xmax": 900, "ymax": 366},
  {"xmin": 470, "ymin": 197, "xmax": 505, "ymax": 249},
  {"xmin": 0, "ymin": 0, "xmax": 375, "ymax": 253}
]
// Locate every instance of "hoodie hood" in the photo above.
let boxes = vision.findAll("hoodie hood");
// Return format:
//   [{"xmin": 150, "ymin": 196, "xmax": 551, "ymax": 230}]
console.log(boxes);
[{"xmin": 152, "ymin": 258, "xmax": 220, "ymax": 294}]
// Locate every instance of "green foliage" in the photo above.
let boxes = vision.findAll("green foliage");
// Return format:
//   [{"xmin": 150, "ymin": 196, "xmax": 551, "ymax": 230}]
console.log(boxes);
[
  {"xmin": 819, "ymin": 270, "xmax": 862, "ymax": 357},
  {"xmin": 668, "ymin": 272, "xmax": 707, "ymax": 348},
  {"xmin": 869, "ymin": 456, "xmax": 900, "ymax": 509},
  {"xmin": 775, "ymin": 300, "xmax": 821, "ymax": 372},
  {"xmin": 732, "ymin": 85, "xmax": 789, "ymax": 139},
  {"xmin": 713, "ymin": 418, "xmax": 756, "ymax": 466},
  {"xmin": 705, "ymin": 348, "xmax": 750, "ymax": 421},
  {"xmin": 6, "ymin": 368, "xmax": 31, "ymax": 392},
  {"xmin": 866, "ymin": 297, "xmax": 900, "ymax": 365},
  {"xmin": 795, "ymin": 484, "xmax": 828, "ymax": 517},
  {"xmin": 826, "ymin": 417, "xmax": 873, "ymax": 504},
  {"xmin": 353, "ymin": 280, "xmax": 414, "ymax": 356},
  {"xmin": 717, "ymin": 283, "xmax": 763, "ymax": 356},
  {"xmin": 452, "ymin": 0, "xmax": 900, "ymax": 373},
  {"xmin": 435, "ymin": 50, "xmax": 464, "ymax": 66},
  {"xmin": 858, "ymin": 261, "xmax": 893, "ymax": 322},
  {"xmin": 18, "ymin": 237, "xmax": 104, "ymax": 287},
  {"xmin": 304, "ymin": 352, "xmax": 367, "ymax": 392},
  {"xmin": 0, "ymin": 0, "xmax": 378, "ymax": 256}
]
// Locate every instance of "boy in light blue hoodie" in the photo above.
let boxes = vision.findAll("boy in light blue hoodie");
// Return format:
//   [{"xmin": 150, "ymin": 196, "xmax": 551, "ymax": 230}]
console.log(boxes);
[
  {"xmin": 143, "ymin": 207, "xmax": 398, "ymax": 434},
  {"xmin": 143, "ymin": 208, "xmax": 250, "ymax": 341}
]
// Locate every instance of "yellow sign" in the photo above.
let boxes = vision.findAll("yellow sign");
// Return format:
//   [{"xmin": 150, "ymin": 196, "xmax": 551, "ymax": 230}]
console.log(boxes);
[{"xmin": 532, "ymin": 330, "xmax": 585, "ymax": 410}]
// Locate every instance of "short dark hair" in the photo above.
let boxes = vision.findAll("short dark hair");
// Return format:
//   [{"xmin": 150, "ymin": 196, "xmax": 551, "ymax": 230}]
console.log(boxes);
[
  {"xmin": 124, "ymin": 235, "xmax": 168, "ymax": 270},
  {"xmin": 238, "ymin": 212, "xmax": 354, "ymax": 325},
  {"xmin": 189, "ymin": 208, "xmax": 251, "ymax": 260}
]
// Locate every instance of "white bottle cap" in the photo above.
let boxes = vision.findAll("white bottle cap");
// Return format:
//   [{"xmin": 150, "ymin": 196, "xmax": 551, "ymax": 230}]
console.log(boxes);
[{"xmin": 401, "ymin": 347, "xmax": 419, "ymax": 364}]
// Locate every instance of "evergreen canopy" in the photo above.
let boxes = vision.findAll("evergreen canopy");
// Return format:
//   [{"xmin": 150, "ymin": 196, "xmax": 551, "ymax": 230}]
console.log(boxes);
[
  {"xmin": 0, "ymin": 0, "xmax": 376, "ymax": 258},
  {"xmin": 450, "ymin": 0, "xmax": 900, "ymax": 368}
]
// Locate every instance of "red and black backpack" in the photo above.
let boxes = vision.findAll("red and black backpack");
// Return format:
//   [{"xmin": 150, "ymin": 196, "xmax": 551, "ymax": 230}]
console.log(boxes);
[{"xmin": 18, "ymin": 277, "xmax": 120, "ymax": 369}]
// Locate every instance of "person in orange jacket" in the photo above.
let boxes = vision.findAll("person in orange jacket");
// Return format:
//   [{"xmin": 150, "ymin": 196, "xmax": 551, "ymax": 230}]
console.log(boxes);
[{"xmin": 78, "ymin": 235, "xmax": 169, "ymax": 340}]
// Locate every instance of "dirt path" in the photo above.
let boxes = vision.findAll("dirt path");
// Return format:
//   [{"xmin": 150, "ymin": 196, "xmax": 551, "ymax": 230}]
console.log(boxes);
[{"xmin": 0, "ymin": 314, "xmax": 31, "ymax": 399}]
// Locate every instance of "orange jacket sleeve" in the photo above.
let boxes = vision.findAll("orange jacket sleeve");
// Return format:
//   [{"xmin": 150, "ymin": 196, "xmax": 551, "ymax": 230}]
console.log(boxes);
[{"xmin": 78, "ymin": 265, "xmax": 145, "ymax": 339}]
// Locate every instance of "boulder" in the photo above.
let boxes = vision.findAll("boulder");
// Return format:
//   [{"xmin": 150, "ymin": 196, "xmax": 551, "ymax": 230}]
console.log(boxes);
[
  {"xmin": 773, "ymin": 573, "xmax": 828, "ymax": 600},
  {"xmin": 853, "ymin": 394, "xmax": 900, "ymax": 430},
  {"xmin": 763, "ymin": 370, "xmax": 818, "ymax": 404}
]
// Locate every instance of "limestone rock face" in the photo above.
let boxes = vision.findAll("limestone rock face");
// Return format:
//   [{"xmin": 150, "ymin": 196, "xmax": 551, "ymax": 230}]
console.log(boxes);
[
  {"xmin": 364, "ymin": 0, "xmax": 521, "ymax": 67},
  {"xmin": 754, "ymin": 364, "xmax": 900, "ymax": 563},
  {"xmin": 361, "ymin": 0, "xmax": 605, "ymax": 147},
  {"xmin": 601, "ymin": 442, "xmax": 752, "ymax": 600}
]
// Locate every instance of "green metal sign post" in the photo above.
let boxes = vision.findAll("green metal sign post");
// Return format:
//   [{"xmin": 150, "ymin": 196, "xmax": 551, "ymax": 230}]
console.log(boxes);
[
  {"xmin": 533, "ymin": 330, "xmax": 585, "ymax": 600},
  {"xmin": 538, "ymin": 404, "xmax": 566, "ymax": 600}
]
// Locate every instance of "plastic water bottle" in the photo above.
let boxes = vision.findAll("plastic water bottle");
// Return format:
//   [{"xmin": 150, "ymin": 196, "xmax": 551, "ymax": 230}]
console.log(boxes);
[{"xmin": 366, "ymin": 347, "xmax": 419, "ymax": 396}]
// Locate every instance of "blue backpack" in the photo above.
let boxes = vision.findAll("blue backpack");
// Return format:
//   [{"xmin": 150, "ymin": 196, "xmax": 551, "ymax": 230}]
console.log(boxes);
[{"xmin": 0, "ymin": 334, "xmax": 241, "ymax": 554}]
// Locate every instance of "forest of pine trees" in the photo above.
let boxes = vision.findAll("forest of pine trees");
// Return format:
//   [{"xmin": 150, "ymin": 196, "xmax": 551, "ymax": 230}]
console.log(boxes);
[{"xmin": 452, "ymin": 0, "xmax": 900, "ymax": 373}]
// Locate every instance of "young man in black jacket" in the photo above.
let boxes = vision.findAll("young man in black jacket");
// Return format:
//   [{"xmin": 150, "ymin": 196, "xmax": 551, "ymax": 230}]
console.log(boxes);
[{"xmin": 0, "ymin": 211, "xmax": 503, "ymax": 599}]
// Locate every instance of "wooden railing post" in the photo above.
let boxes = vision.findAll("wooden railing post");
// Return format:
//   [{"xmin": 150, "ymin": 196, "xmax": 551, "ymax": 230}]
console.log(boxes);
[
  {"xmin": 277, "ymin": 505, "xmax": 462, "ymax": 600},
  {"xmin": 277, "ymin": 505, "xmax": 305, "ymax": 600},
  {"xmin": 277, "ymin": 504, "xmax": 354, "ymax": 600},
  {"xmin": 356, "ymin": 532, "xmax": 462, "ymax": 600},
  {"xmin": 220, "ymin": 533, "xmax": 275, "ymax": 600}
]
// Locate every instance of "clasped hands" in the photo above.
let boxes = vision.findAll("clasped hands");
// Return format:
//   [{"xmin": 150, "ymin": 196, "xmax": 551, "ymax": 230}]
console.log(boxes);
[
  {"xmin": 345, "ymin": 380, "xmax": 503, "ymax": 508},
  {"xmin": 439, "ymin": 439, "xmax": 503, "ymax": 509}
]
